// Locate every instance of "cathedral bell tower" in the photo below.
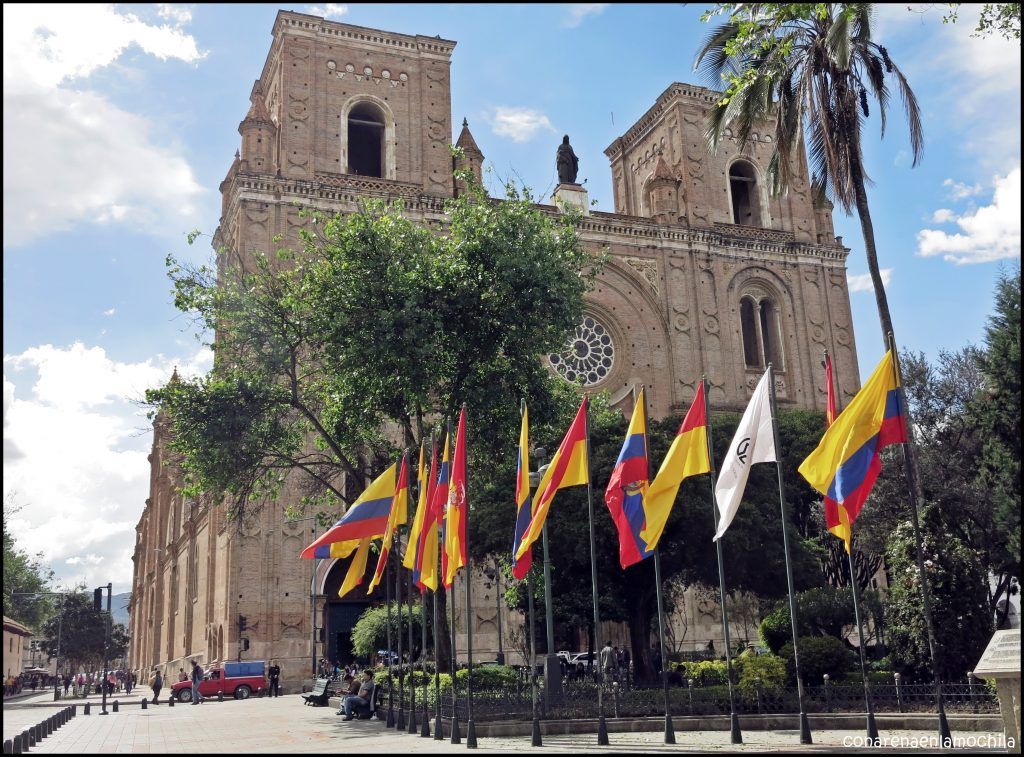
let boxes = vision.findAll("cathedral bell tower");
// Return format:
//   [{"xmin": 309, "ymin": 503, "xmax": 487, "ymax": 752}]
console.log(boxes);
[{"xmin": 238, "ymin": 89, "xmax": 277, "ymax": 175}]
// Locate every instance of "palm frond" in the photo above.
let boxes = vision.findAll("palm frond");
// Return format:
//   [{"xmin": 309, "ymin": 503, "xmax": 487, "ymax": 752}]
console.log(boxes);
[
  {"xmin": 693, "ymin": 21, "xmax": 742, "ymax": 87},
  {"xmin": 824, "ymin": 7, "xmax": 852, "ymax": 71},
  {"xmin": 886, "ymin": 58, "xmax": 925, "ymax": 166}
]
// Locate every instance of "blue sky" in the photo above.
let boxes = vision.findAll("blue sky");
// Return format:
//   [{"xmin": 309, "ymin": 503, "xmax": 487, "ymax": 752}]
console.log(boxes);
[{"xmin": 3, "ymin": 3, "xmax": 1019, "ymax": 594}]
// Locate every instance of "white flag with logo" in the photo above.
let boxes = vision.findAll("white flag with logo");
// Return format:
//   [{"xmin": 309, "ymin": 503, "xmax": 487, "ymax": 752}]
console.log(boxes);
[{"xmin": 713, "ymin": 369, "xmax": 777, "ymax": 541}]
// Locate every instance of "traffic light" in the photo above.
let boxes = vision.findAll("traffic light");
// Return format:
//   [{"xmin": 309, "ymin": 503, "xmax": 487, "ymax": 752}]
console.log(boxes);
[
  {"xmin": 242, "ymin": 638, "xmax": 250, "ymax": 651},
  {"xmin": 93, "ymin": 588, "xmax": 104, "ymax": 611},
  {"xmin": 238, "ymin": 614, "xmax": 247, "ymax": 632}
]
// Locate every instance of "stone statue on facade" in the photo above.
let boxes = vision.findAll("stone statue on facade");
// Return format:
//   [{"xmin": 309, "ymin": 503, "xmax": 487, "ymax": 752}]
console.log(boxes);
[{"xmin": 556, "ymin": 135, "xmax": 579, "ymax": 184}]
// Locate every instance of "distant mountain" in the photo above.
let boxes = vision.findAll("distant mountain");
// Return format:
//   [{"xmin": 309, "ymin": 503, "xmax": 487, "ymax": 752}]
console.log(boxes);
[{"xmin": 111, "ymin": 592, "xmax": 131, "ymax": 628}]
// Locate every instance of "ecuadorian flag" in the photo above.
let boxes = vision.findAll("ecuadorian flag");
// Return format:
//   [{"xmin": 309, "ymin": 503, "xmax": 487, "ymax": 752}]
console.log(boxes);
[
  {"xmin": 799, "ymin": 350, "xmax": 908, "ymax": 529},
  {"xmin": 605, "ymin": 388, "xmax": 651, "ymax": 569},
  {"xmin": 300, "ymin": 463, "xmax": 396, "ymax": 559}
]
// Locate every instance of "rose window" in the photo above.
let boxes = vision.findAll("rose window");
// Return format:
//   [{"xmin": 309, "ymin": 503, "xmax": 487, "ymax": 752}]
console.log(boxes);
[{"xmin": 549, "ymin": 315, "xmax": 615, "ymax": 386}]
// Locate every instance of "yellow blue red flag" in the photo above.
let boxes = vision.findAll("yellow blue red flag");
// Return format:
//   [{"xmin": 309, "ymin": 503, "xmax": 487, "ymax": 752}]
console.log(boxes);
[
  {"xmin": 338, "ymin": 537, "xmax": 372, "ymax": 598},
  {"xmin": 799, "ymin": 350, "xmax": 908, "ymax": 533},
  {"xmin": 301, "ymin": 463, "xmax": 396, "ymax": 559},
  {"xmin": 604, "ymin": 388, "xmax": 651, "ymax": 569},
  {"xmin": 368, "ymin": 454, "xmax": 409, "ymax": 594},
  {"xmin": 511, "ymin": 405, "xmax": 533, "ymax": 580}
]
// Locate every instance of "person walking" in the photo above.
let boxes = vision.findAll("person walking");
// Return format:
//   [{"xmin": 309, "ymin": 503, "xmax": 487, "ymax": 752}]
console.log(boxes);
[
  {"xmin": 190, "ymin": 660, "xmax": 205, "ymax": 704},
  {"xmin": 150, "ymin": 668, "xmax": 163, "ymax": 705},
  {"xmin": 268, "ymin": 660, "xmax": 281, "ymax": 697}
]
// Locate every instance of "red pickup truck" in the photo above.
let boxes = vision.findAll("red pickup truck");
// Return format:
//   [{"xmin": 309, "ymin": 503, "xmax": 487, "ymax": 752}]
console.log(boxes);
[{"xmin": 171, "ymin": 661, "xmax": 266, "ymax": 702}]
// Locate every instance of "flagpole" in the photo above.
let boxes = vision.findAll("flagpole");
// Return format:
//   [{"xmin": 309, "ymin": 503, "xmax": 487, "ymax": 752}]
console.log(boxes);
[
  {"xmin": 396, "ymin": 464, "xmax": 407, "ymax": 731},
  {"xmin": 825, "ymin": 349, "xmax": 879, "ymax": 743},
  {"xmin": 463, "ymin": 405, "xmax": 478, "ymax": 749},
  {"xmin": 522, "ymin": 398, "xmax": 542, "ymax": 748},
  {"xmin": 447, "ymin": 416, "xmax": 462, "ymax": 745},
  {"xmin": 386, "ymin": 524, "xmax": 395, "ymax": 728},
  {"xmin": 635, "ymin": 384, "xmax": 675, "ymax": 745},
  {"xmin": 582, "ymin": 395, "xmax": 609, "ymax": 746},
  {"xmin": 767, "ymin": 363, "xmax": 813, "ymax": 745},
  {"xmin": 421, "ymin": 583, "xmax": 430, "ymax": 737},
  {"xmin": 408, "ymin": 514, "xmax": 418, "ymax": 734},
  {"xmin": 887, "ymin": 334, "xmax": 951, "ymax": 743},
  {"xmin": 541, "ymin": 522, "xmax": 560, "ymax": 709},
  {"xmin": 430, "ymin": 432, "xmax": 445, "ymax": 741},
  {"xmin": 703, "ymin": 376, "xmax": 743, "ymax": 744}
]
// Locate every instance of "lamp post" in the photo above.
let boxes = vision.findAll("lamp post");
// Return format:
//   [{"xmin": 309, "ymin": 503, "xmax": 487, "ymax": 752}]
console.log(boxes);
[{"xmin": 482, "ymin": 560, "xmax": 505, "ymax": 665}]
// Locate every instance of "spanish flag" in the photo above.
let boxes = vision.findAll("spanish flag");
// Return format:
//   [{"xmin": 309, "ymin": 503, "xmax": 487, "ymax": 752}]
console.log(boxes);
[
  {"xmin": 640, "ymin": 382, "xmax": 710, "ymax": 553},
  {"xmin": 367, "ymin": 454, "xmax": 409, "ymax": 594},
  {"xmin": 605, "ymin": 388, "xmax": 651, "ymax": 569},
  {"xmin": 514, "ymin": 397, "xmax": 589, "ymax": 562},
  {"xmin": 417, "ymin": 433, "xmax": 448, "ymax": 592},
  {"xmin": 337, "ymin": 537, "xmax": 372, "ymax": 598},
  {"xmin": 300, "ymin": 463, "xmax": 397, "ymax": 559},
  {"xmin": 799, "ymin": 350, "xmax": 908, "ymax": 536},
  {"xmin": 511, "ymin": 405, "xmax": 533, "ymax": 581},
  {"xmin": 443, "ymin": 408, "xmax": 468, "ymax": 588}
]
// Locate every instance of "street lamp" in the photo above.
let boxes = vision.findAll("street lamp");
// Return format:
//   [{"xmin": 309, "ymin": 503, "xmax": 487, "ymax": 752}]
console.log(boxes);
[{"xmin": 482, "ymin": 559, "xmax": 505, "ymax": 665}]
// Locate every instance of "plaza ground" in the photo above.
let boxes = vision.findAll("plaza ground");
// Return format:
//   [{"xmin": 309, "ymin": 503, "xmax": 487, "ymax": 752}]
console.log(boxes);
[{"xmin": 2, "ymin": 690, "xmax": 1012, "ymax": 753}]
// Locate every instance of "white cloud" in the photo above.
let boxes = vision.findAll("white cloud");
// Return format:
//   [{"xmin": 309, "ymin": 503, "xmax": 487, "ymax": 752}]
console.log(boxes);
[
  {"xmin": 943, "ymin": 178, "xmax": 982, "ymax": 200},
  {"xmin": 931, "ymin": 208, "xmax": 956, "ymax": 224},
  {"xmin": 2, "ymin": 4, "xmax": 206, "ymax": 247},
  {"xmin": 305, "ymin": 4, "xmax": 349, "ymax": 20},
  {"xmin": 103, "ymin": 308, "xmax": 117, "ymax": 317},
  {"xmin": 489, "ymin": 106, "xmax": 556, "ymax": 143},
  {"xmin": 917, "ymin": 166, "xmax": 1021, "ymax": 265},
  {"xmin": 847, "ymin": 268, "xmax": 893, "ymax": 293},
  {"xmin": 564, "ymin": 3, "xmax": 609, "ymax": 28},
  {"xmin": 3, "ymin": 343, "xmax": 213, "ymax": 592},
  {"xmin": 157, "ymin": 4, "xmax": 194, "ymax": 25}
]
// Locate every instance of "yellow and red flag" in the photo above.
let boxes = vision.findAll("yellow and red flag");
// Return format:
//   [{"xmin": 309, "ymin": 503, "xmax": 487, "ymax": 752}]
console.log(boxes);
[
  {"xmin": 418, "ymin": 433, "xmax": 447, "ymax": 591},
  {"xmin": 337, "ymin": 537, "xmax": 372, "ymax": 598},
  {"xmin": 403, "ymin": 441, "xmax": 429, "ymax": 576},
  {"xmin": 443, "ymin": 408, "xmax": 468, "ymax": 588},
  {"xmin": 514, "ymin": 397, "xmax": 589, "ymax": 562},
  {"xmin": 511, "ymin": 405, "xmax": 533, "ymax": 580},
  {"xmin": 640, "ymin": 382, "xmax": 711, "ymax": 556}
]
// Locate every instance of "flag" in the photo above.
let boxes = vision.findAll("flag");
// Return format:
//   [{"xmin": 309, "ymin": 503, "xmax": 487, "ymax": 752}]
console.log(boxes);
[
  {"xmin": 403, "ymin": 442, "xmax": 429, "ymax": 572},
  {"xmin": 825, "ymin": 351, "xmax": 838, "ymax": 427},
  {"xmin": 641, "ymin": 381, "xmax": 711, "ymax": 552},
  {"xmin": 418, "ymin": 433, "xmax": 448, "ymax": 591},
  {"xmin": 338, "ymin": 537, "xmax": 372, "ymax": 598},
  {"xmin": 605, "ymin": 388, "xmax": 651, "ymax": 569},
  {"xmin": 300, "ymin": 463, "xmax": 397, "ymax": 558},
  {"xmin": 511, "ymin": 405, "xmax": 533, "ymax": 580},
  {"xmin": 713, "ymin": 370, "xmax": 776, "ymax": 541},
  {"xmin": 413, "ymin": 437, "xmax": 440, "ymax": 591},
  {"xmin": 514, "ymin": 397, "xmax": 589, "ymax": 562},
  {"xmin": 799, "ymin": 350, "xmax": 908, "ymax": 544},
  {"xmin": 444, "ymin": 408, "xmax": 468, "ymax": 587},
  {"xmin": 368, "ymin": 454, "xmax": 409, "ymax": 594}
]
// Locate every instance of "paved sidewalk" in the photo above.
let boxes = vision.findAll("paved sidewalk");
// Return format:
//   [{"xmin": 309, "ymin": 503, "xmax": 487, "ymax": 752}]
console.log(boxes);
[{"xmin": 3, "ymin": 693, "xmax": 1011, "ymax": 753}]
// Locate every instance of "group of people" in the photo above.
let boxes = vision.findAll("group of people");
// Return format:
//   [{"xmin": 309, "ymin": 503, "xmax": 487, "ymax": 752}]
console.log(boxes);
[
  {"xmin": 3, "ymin": 670, "xmax": 138, "ymax": 699},
  {"xmin": 335, "ymin": 669, "xmax": 375, "ymax": 721}
]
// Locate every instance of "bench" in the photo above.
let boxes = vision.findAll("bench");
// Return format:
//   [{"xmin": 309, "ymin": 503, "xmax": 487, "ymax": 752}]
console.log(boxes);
[
  {"xmin": 302, "ymin": 678, "xmax": 333, "ymax": 707},
  {"xmin": 349, "ymin": 681, "xmax": 381, "ymax": 720}
]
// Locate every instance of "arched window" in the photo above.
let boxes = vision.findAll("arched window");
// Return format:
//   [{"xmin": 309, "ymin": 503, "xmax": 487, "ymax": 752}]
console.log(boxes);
[
  {"xmin": 347, "ymin": 101, "xmax": 385, "ymax": 177},
  {"xmin": 739, "ymin": 291, "xmax": 785, "ymax": 370},
  {"xmin": 729, "ymin": 161, "xmax": 762, "ymax": 226}
]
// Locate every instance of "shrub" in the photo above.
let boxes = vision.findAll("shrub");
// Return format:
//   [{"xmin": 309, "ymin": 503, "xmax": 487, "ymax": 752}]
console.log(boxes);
[
  {"xmin": 455, "ymin": 664, "xmax": 519, "ymax": 689},
  {"xmin": 758, "ymin": 605, "xmax": 791, "ymax": 655},
  {"xmin": 734, "ymin": 653, "xmax": 786, "ymax": 693},
  {"xmin": 679, "ymin": 660, "xmax": 729, "ymax": 687},
  {"xmin": 779, "ymin": 636, "xmax": 854, "ymax": 684}
]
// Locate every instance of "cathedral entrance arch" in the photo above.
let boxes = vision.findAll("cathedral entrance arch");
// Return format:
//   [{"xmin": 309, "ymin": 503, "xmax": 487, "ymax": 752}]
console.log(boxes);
[{"xmin": 320, "ymin": 555, "xmax": 386, "ymax": 668}]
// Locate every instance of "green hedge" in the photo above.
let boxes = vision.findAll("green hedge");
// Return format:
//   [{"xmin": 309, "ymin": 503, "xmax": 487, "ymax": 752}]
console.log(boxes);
[
  {"xmin": 678, "ymin": 660, "xmax": 730, "ymax": 687},
  {"xmin": 779, "ymin": 636, "xmax": 854, "ymax": 683},
  {"xmin": 733, "ymin": 654, "xmax": 786, "ymax": 692}
]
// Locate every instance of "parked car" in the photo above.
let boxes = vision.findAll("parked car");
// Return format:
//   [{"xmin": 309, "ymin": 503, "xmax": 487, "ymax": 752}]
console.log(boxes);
[
  {"xmin": 171, "ymin": 661, "xmax": 266, "ymax": 702},
  {"xmin": 567, "ymin": 652, "xmax": 596, "ymax": 667}
]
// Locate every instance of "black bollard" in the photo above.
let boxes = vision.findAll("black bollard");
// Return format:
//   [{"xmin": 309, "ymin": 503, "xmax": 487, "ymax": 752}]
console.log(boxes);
[
  {"xmin": 218, "ymin": 691, "xmax": 224, "ymax": 702},
  {"xmin": 70, "ymin": 704, "xmax": 76, "ymax": 717},
  {"xmin": 112, "ymin": 700, "xmax": 119, "ymax": 713},
  {"xmin": 4, "ymin": 738, "xmax": 13, "ymax": 753},
  {"xmin": 46, "ymin": 717, "xmax": 53, "ymax": 736},
  {"xmin": 84, "ymin": 702, "xmax": 91, "ymax": 715},
  {"xmin": 168, "ymin": 696, "xmax": 174, "ymax": 707},
  {"xmin": 25, "ymin": 729, "xmax": 34, "ymax": 749},
  {"xmin": 33, "ymin": 725, "xmax": 41, "ymax": 743},
  {"xmin": 141, "ymin": 698, "xmax": 147, "ymax": 710}
]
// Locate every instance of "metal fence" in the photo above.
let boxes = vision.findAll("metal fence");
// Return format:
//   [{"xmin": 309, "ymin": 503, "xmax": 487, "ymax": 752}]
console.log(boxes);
[{"xmin": 383, "ymin": 678, "xmax": 998, "ymax": 723}]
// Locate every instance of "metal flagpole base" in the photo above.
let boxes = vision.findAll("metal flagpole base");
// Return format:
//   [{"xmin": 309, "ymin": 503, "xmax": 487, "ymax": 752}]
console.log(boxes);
[
  {"xmin": 664, "ymin": 713, "xmax": 676, "ymax": 744},
  {"xmin": 408, "ymin": 705, "xmax": 417, "ymax": 733},
  {"xmin": 866, "ymin": 711, "xmax": 879, "ymax": 743},
  {"xmin": 433, "ymin": 713, "xmax": 444, "ymax": 740},
  {"xmin": 730, "ymin": 712, "xmax": 743, "ymax": 744},
  {"xmin": 799, "ymin": 711, "xmax": 813, "ymax": 744},
  {"xmin": 450, "ymin": 715, "xmax": 461, "ymax": 744},
  {"xmin": 597, "ymin": 715, "xmax": 609, "ymax": 746},
  {"xmin": 938, "ymin": 707, "xmax": 952, "ymax": 744},
  {"xmin": 397, "ymin": 705, "xmax": 406, "ymax": 730},
  {"xmin": 531, "ymin": 715, "xmax": 543, "ymax": 747},
  {"xmin": 420, "ymin": 710, "xmax": 431, "ymax": 738},
  {"xmin": 386, "ymin": 700, "xmax": 395, "ymax": 728},
  {"xmin": 466, "ymin": 719, "xmax": 478, "ymax": 749}
]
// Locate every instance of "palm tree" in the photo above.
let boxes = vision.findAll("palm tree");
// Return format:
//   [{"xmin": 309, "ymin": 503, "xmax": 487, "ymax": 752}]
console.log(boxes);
[{"xmin": 694, "ymin": 3, "xmax": 923, "ymax": 347}]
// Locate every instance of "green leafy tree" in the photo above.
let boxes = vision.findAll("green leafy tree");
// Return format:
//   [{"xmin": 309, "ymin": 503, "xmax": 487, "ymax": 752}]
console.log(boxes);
[
  {"xmin": 2, "ymin": 495, "xmax": 54, "ymax": 630},
  {"xmin": 779, "ymin": 635, "xmax": 854, "ymax": 683},
  {"xmin": 883, "ymin": 518, "xmax": 991, "ymax": 681},
  {"xmin": 944, "ymin": 3, "xmax": 1021, "ymax": 40},
  {"xmin": 695, "ymin": 3, "xmax": 923, "ymax": 347},
  {"xmin": 758, "ymin": 586, "xmax": 856, "ymax": 654},
  {"xmin": 38, "ymin": 592, "xmax": 128, "ymax": 673},
  {"xmin": 350, "ymin": 602, "xmax": 426, "ymax": 661}
]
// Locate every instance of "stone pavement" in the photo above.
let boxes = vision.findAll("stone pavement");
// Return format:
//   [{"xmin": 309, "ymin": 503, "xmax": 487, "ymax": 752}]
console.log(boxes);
[{"xmin": 2, "ymin": 692, "xmax": 1011, "ymax": 753}]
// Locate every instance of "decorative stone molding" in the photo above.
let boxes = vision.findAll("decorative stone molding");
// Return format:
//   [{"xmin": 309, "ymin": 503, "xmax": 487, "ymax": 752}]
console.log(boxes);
[{"xmin": 623, "ymin": 256, "xmax": 659, "ymax": 294}]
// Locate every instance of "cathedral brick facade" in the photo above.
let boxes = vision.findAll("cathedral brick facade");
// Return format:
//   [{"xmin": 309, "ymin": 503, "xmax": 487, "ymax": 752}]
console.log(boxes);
[{"xmin": 129, "ymin": 11, "xmax": 860, "ymax": 691}]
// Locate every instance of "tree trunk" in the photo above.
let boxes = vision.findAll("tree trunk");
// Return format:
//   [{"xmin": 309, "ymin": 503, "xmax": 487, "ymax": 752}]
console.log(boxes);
[
  {"xmin": 849, "ymin": 154, "xmax": 895, "ymax": 349},
  {"xmin": 628, "ymin": 589, "xmax": 657, "ymax": 685}
]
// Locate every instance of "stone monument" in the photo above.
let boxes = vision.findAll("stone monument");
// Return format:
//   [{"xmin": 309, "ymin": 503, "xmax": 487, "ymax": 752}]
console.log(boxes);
[
  {"xmin": 974, "ymin": 629, "xmax": 1021, "ymax": 753},
  {"xmin": 553, "ymin": 135, "xmax": 589, "ymax": 215}
]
